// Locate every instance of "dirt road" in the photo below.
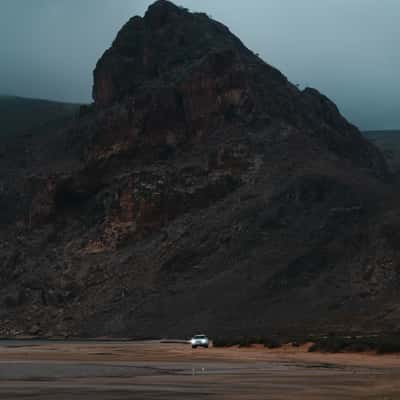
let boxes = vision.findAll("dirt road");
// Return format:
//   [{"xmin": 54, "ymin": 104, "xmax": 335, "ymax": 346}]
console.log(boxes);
[{"xmin": 1, "ymin": 340, "xmax": 400, "ymax": 399}]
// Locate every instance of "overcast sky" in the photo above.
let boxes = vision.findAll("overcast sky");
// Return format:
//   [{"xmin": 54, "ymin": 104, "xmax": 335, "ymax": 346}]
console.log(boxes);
[{"xmin": 0, "ymin": 0, "xmax": 399, "ymax": 130}]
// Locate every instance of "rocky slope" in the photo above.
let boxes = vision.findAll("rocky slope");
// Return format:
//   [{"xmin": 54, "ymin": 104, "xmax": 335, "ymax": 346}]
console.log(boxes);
[{"xmin": 0, "ymin": 0, "xmax": 399, "ymax": 338}]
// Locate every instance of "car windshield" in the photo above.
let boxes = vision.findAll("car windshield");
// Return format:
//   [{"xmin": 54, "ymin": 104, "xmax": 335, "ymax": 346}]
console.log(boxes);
[{"xmin": 194, "ymin": 335, "xmax": 206, "ymax": 339}]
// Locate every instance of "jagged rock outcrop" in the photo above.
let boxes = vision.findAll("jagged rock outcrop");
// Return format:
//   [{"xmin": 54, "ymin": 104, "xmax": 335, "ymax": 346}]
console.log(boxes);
[{"xmin": 0, "ymin": 0, "xmax": 399, "ymax": 339}]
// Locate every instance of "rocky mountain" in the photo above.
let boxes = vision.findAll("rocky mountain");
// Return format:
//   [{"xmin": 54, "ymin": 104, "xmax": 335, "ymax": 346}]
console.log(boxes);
[{"xmin": 0, "ymin": 0, "xmax": 399, "ymax": 339}]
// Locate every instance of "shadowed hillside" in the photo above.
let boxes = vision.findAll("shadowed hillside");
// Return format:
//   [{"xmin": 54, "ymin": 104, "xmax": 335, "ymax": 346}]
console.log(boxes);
[
  {"xmin": 364, "ymin": 131, "xmax": 400, "ymax": 175},
  {"xmin": 0, "ymin": 95, "xmax": 80, "ymax": 137}
]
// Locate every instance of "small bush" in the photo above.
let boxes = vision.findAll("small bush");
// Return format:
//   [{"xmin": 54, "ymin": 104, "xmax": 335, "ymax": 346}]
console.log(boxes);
[
  {"xmin": 377, "ymin": 336, "xmax": 400, "ymax": 354},
  {"xmin": 308, "ymin": 343, "xmax": 318, "ymax": 352},
  {"xmin": 263, "ymin": 338, "xmax": 282, "ymax": 349},
  {"xmin": 238, "ymin": 337, "xmax": 252, "ymax": 347}
]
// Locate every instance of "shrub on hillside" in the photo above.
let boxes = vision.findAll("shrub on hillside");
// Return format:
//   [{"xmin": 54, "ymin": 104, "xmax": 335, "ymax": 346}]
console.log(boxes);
[
  {"xmin": 212, "ymin": 336, "xmax": 282, "ymax": 348},
  {"xmin": 308, "ymin": 334, "xmax": 400, "ymax": 354},
  {"xmin": 376, "ymin": 336, "xmax": 400, "ymax": 354}
]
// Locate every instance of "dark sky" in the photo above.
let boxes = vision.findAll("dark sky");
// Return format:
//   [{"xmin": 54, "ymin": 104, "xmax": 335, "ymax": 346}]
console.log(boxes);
[{"xmin": 1, "ymin": 0, "xmax": 399, "ymax": 130}]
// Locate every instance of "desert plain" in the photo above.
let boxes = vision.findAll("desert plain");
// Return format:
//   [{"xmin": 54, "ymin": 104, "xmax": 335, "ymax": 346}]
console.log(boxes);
[{"xmin": 1, "ymin": 340, "xmax": 400, "ymax": 399}]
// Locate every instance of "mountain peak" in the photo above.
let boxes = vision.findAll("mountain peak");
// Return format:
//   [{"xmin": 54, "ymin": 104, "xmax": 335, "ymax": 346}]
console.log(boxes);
[
  {"xmin": 92, "ymin": 1, "xmax": 264, "ymax": 106},
  {"xmin": 144, "ymin": 0, "xmax": 186, "ymax": 27}
]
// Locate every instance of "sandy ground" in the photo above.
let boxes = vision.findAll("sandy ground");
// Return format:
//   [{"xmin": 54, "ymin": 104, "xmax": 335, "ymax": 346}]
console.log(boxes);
[{"xmin": 1, "ymin": 340, "xmax": 400, "ymax": 399}]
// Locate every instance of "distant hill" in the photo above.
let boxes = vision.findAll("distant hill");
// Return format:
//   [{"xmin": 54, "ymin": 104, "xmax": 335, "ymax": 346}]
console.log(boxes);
[
  {"xmin": 0, "ymin": 95, "xmax": 81, "ymax": 137},
  {"xmin": 364, "ymin": 130, "xmax": 400, "ymax": 174}
]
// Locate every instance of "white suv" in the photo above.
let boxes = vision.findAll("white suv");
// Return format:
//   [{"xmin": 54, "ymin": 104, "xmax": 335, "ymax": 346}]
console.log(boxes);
[{"xmin": 190, "ymin": 334, "xmax": 209, "ymax": 348}]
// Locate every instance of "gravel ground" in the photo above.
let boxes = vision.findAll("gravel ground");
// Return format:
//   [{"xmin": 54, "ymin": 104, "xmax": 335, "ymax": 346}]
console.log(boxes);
[{"xmin": 1, "ymin": 341, "xmax": 400, "ymax": 399}]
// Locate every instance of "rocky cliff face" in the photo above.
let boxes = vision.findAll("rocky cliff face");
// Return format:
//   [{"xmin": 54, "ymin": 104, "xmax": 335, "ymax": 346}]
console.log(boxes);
[{"xmin": 1, "ymin": 0, "xmax": 399, "ymax": 339}]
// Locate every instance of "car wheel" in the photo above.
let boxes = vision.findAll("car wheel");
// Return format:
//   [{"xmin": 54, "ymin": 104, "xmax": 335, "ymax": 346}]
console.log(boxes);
[{"xmin": 192, "ymin": 345, "xmax": 197, "ymax": 349}]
